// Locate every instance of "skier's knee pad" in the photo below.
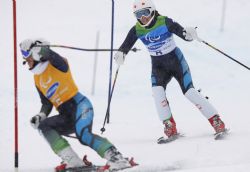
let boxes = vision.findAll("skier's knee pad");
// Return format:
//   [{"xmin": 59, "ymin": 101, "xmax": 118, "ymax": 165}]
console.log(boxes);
[
  {"xmin": 184, "ymin": 88, "xmax": 217, "ymax": 119},
  {"xmin": 152, "ymin": 86, "xmax": 172, "ymax": 121}
]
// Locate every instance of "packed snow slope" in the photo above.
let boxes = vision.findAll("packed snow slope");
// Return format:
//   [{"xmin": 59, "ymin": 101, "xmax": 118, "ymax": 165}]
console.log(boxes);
[{"xmin": 1, "ymin": 0, "xmax": 250, "ymax": 171}]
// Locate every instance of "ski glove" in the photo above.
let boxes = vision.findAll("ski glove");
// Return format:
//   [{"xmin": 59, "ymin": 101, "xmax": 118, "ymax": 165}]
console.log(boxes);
[
  {"xmin": 20, "ymin": 38, "xmax": 50, "ymax": 61},
  {"xmin": 114, "ymin": 51, "xmax": 126, "ymax": 66},
  {"xmin": 183, "ymin": 27, "xmax": 202, "ymax": 42},
  {"xmin": 30, "ymin": 112, "xmax": 47, "ymax": 129}
]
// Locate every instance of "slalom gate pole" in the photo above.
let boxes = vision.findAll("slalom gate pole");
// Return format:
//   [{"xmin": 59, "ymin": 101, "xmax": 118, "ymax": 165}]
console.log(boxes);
[
  {"xmin": 101, "ymin": 67, "xmax": 120, "ymax": 134},
  {"xmin": 201, "ymin": 40, "xmax": 250, "ymax": 70},
  {"xmin": 13, "ymin": 0, "xmax": 19, "ymax": 169},
  {"xmin": 107, "ymin": 0, "xmax": 115, "ymax": 124}
]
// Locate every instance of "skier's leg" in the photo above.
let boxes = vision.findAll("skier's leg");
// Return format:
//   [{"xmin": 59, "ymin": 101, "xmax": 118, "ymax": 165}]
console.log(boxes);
[
  {"xmin": 74, "ymin": 94, "xmax": 121, "ymax": 156},
  {"xmin": 151, "ymin": 67, "xmax": 177, "ymax": 137},
  {"xmin": 185, "ymin": 88, "xmax": 226, "ymax": 133},
  {"xmin": 74, "ymin": 94, "xmax": 131, "ymax": 169},
  {"xmin": 38, "ymin": 118, "xmax": 84, "ymax": 168},
  {"xmin": 173, "ymin": 47, "xmax": 226, "ymax": 133},
  {"xmin": 152, "ymin": 86, "xmax": 172, "ymax": 121},
  {"xmin": 74, "ymin": 95, "xmax": 113, "ymax": 157},
  {"xmin": 185, "ymin": 88, "xmax": 218, "ymax": 119},
  {"xmin": 172, "ymin": 47, "xmax": 194, "ymax": 93}
]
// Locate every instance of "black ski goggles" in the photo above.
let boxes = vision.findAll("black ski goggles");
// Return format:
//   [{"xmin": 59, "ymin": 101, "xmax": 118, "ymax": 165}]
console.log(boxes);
[{"xmin": 134, "ymin": 8, "xmax": 151, "ymax": 19}]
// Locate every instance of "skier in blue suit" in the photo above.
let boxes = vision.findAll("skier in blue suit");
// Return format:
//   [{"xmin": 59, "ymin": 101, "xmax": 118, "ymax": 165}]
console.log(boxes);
[
  {"xmin": 19, "ymin": 38, "xmax": 133, "ymax": 171},
  {"xmin": 114, "ymin": 0, "xmax": 227, "ymax": 140}
]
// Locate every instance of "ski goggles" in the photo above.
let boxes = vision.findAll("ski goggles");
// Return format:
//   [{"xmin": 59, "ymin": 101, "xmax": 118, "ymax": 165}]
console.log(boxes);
[
  {"xmin": 20, "ymin": 41, "xmax": 38, "ymax": 59},
  {"xmin": 134, "ymin": 8, "xmax": 151, "ymax": 19},
  {"xmin": 21, "ymin": 49, "xmax": 32, "ymax": 59}
]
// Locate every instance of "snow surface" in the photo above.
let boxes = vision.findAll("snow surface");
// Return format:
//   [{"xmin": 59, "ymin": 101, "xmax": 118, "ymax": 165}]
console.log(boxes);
[{"xmin": 1, "ymin": 0, "xmax": 250, "ymax": 171}]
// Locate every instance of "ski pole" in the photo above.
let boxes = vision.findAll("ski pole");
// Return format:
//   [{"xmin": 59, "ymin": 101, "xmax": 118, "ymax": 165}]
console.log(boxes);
[
  {"xmin": 38, "ymin": 44, "xmax": 140, "ymax": 52},
  {"xmin": 201, "ymin": 40, "xmax": 250, "ymax": 70},
  {"xmin": 100, "ymin": 66, "xmax": 120, "ymax": 134}
]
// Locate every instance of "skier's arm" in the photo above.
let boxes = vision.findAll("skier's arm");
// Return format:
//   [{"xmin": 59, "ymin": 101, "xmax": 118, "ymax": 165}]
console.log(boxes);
[
  {"xmin": 165, "ymin": 17, "xmax": 191, "ymax": 41},
  {"xmin": 40, "ymin": 48, "xmax": 69, "ymax": 72},
  {"xmin": 118, "ymin": 26, "xmax": 138, "ymax": 55},
  {"xmin": 36, "ymin": 87, "xmax": 53, "ymax": 116},
  {"xmin": 29, "ymin": 87, "xmax": 52, "ymax": 129}
]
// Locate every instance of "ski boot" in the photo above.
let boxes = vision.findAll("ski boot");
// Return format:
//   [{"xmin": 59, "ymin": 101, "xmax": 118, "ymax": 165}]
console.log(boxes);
[
  {"xmin": 209, "ymin": 114, "xmax": 226, "ymax": 134},
  {"xmin": 55, "ymin": 155, "xmax": 94, "ymax": 172},
  {"xmin": 209, "ymin": 114, "xmax": 228, "ymax": 139},
  {"xmin": 55, "ymin": 146, "xmax": 87, "ymax": 172},
  {"xmin": 99, "ymin": 146, "xmax": 137, "ymax": 171},
  {"xmin": 164, "ymin": 116, "xmax": 178, "ymax": 138}
]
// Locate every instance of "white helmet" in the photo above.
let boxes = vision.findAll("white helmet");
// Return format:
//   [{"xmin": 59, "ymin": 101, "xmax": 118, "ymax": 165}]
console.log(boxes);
[
  {"xmin": 133, "ymin": 0, "xmax": 156, "ymax": 13},
  {"xmin": 133, "ymin": 0, "xmax": 156, "ymax": 26},
  {"xmin": 20, "ymin": 38, "xmax": 49, "ymax": 61}
]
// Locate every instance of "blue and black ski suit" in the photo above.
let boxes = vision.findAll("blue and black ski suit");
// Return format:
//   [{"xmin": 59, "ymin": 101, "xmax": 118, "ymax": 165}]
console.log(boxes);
[
  {"xmin": 118, "ymin": 13, "xmax": 194, "ymax": 94},
  {"xmin": 36, "ymin": 49, "xmax": 113, "ymax": 157}
]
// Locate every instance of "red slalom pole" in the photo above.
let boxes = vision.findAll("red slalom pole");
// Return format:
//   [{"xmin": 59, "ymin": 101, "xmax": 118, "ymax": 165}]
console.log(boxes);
[{"xmin": 13, "ymin": 0, "xmax": 19, "ymax": 168}]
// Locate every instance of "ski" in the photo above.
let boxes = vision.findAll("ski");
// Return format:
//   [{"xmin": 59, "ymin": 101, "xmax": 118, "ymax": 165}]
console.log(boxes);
[
  {"xmin": 55, "ymin": 155, "xmax": 101, "ymax": 172},
  {"xmin": 214, "ymin": 128, "xmax": 229, "ymax": 140},
  {"xmin": 63, "ymin": 165, "xmax": 102, "ymax": 172},
  {"xmin": 157, "ymin": 133, "xmax": 184, "ymax": 144},
  {"xmin": 59, "ymin": 157, "xmax": 138, "ymax": 172}
]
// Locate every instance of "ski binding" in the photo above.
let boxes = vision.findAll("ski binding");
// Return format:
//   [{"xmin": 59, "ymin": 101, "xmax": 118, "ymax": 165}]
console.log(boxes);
[
  {"xmin": 157, "ymin": 133, "xmax": 184, "ymax": 144},
  {"xmin": 97, "ymin": 157, "xmax": 138, "ymax": 172},
  {"xmin": 214, "ymin": 128, "xmax": 229, "ymax": 140}
]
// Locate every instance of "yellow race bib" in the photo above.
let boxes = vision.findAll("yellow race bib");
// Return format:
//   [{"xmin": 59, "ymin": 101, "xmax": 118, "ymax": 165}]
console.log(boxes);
[{"xmin": 34, "ymin": 63, "xmax": 78, "ymax": 108}]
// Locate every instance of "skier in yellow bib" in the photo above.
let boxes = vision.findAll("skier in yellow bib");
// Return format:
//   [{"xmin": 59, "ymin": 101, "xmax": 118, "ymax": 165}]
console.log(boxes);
[{"xmin": 20, "ymin": 38, "xmax": 136, "ymax": 171}]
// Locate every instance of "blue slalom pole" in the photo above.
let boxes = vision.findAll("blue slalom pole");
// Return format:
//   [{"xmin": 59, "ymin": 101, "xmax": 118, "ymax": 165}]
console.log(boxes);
[
  {"xmin": 101, "ymin": 0, "xmax": 115, "ymax": 133},
  {"xmin": 107, "ymin": 0, "xmax": 115, "ymax": 124}
]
